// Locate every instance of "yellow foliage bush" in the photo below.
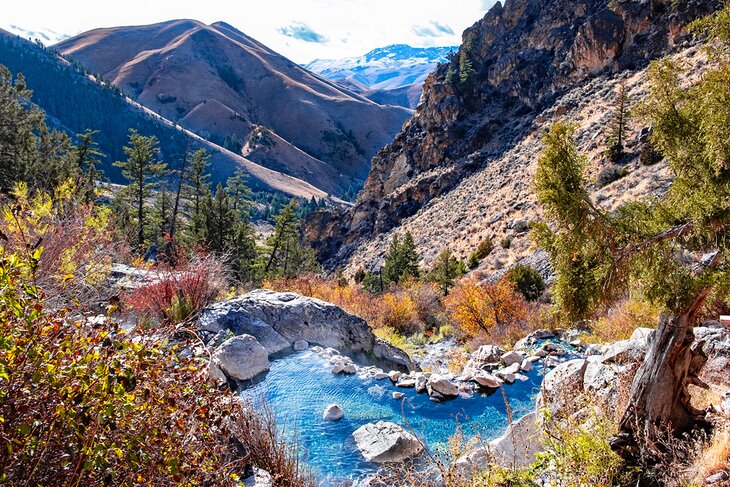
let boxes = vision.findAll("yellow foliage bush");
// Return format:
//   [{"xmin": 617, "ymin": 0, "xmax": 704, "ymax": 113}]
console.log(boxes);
[{"xmin": 585, "ymin": 298, "xmax": 660, "ymax": 344}]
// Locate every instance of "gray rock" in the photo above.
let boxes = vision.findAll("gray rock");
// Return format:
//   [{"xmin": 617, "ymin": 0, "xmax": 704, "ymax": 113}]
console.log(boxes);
[
  {"xmin": 601, "ymin": 338, "xmax": 647, "ymax": 364},
  {"xmin": 396, "ymin": 378, "xmax": 417, "ymax": 388},
  {"xmin": 427, "ymin": 374, "xmax": 459, "ymax": 397},
  {"xmin": 293, "ymin": 339, "xmax": 309, "ymax": 351},
  {"xmin": 415, "ymin": 373, "xmax": 428, "ymax": 393},
  {"xmin": 374, "ymin": 372, "xmax": 389, "ymax": 380},
  {"xmin": 388, "ymin": 370, "xmax": 402, "ymax": 382},
  {"xmin": 514, "ymin": 329, "xmax": 555, "ymax": 350},
  {"xmin": 243, "ymin": 467, "xmax": 273, "ymax": 487},
  {"xmin": 323, "ymin": 404, "xmax": 344, "ymax": 421},
  {"xmin": 212, "ymin": 335, "xmax": 269, "ymax": 381},
  {"xmin": 392, "ymin": 391, "xmax": 405, "ymax": 400},
  {"xmin": 630, "ymin": 327, "xmax": 655, "ymax": 345},
  {"xmin": 706, "ymin": 471, "xmax": 729, "ymax": 484},
  {"xmin": 520, "ymin": 359, "xmax": 534, "ymax": 373},
  {"xmin": 540, "ymin": 359, "xmax": 588, "ymax": 412},
  {"xmin": 462, "ymin": 345, "xmax": 504, "ymax": 378},
  {"xmin": 474, "ymin": 372, "xmax": 502, "ymax": 388},
  {"xmin": 200, "ymin": 290, "xmax": 415, "ymax": 371},
  {"xmin": 352, "ymin": 421, "xmax": 423, "ymax": 463},
  {"xmin": 490, "ymin": 411, "xmax": 543, "ymax": 467},
  {"xmin": 500, "ymin": 351, "xmax": 524, "ymax": 366}
]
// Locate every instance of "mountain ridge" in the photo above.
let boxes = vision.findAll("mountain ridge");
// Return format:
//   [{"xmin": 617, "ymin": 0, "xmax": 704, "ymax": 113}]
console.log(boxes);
[{"xmin": 56, "ymin": 20, "xmax": 412, "ymax": 197}]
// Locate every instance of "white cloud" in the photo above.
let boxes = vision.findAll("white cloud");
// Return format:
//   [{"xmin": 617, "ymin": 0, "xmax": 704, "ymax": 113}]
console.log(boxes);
[{"xmin": 3, "ymin": 0, "xmax": 496, "ymax": 63}]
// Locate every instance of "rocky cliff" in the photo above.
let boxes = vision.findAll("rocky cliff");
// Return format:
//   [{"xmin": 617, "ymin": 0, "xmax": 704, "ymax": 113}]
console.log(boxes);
[{"xmin": 305, "ymin": 0, "xmax": 718, "ymax": 272}]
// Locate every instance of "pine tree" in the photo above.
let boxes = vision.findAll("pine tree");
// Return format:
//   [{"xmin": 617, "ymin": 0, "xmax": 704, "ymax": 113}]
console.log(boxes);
[
  {"xmin": 429, "ymin": 248, "xmax": 462, "ymax": 295},
  {"xmin": 383, "ymin": 231, "xmax": 421, "ymax": 284},
  {"xmin": 458, "ymin": 34, "xmax": 476, "ymax": 93},
  {"xmin": 261, "ymin": 201, "xmax": 319, "ymax": 278},
  {"xmin": 153, "ymin": 187, "xmax": 172, "ymax": 246},
  {"xmin": 206, "ymin": 184, "xmax": 235, "ymax": 253},
  {"xmin": 113, "ymin": 129, "xmax": 167, "ymax": 249},
  {"xmin": 182, "ymin": 149, "xmax": 211, "ymax": 245},
  {"xmin": 226, "ymin": 168, "xmax": 252, "ymax": 219},
  {"xmin": 607, "ymin": 81, "xmax": 629, "ymax": 162},
  {"xmin": 74, "ymin": 129, "xmax": 103, "ymax": 204}
]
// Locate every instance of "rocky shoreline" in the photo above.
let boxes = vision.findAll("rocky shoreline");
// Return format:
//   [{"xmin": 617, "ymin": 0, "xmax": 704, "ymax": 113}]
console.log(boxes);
[{"xmin": 198, "ymin": 290, "xmax": 730, "ymax": 485}]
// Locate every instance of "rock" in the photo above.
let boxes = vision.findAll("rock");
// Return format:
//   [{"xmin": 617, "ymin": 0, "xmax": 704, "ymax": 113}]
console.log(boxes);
[
  {"xmin": 496, "ymin": 371, "xmax": 515, "ymax": 384},
  {"xmin": 293, "ymin": 339, "xmax": 309, "ymax": 351},
  {"xmin": 211, "ymin": 335, "xmax": 269, "ymax": 382},
  {"xmin": 200, "ymin": 290, "xmax": 415, "ymax": 371},
  {"xmin": 462, "ymin": 345, "xmax": 504, "ymax": 378},
  {"xmin": 514, "ymin": 373, "xmax": 528, "ymax": 381},
  {"xmin": 520, "ymin": 359, "xmax": 534, "ymax": 373},
  {"xmin": 332, "ymin": 362, "xmax": 357, "ymax": 374},
  {"xmin": 374, "ymin": 372, "xmax": 389, "ymax": 380},
  {"xmin": 208, "ymin": 361, "xmax": 228, "ymax": 384},
  {"xmin": 208, "ymin": 329, "xmax": 229, "ymax": 348},
  {"xmin": 396, "ymin": 378, "xmax": 417, "ymax": 388},
  {"xmin": 415, "ymin": 373, "xmax": 428, "ymax": 393},
  {"xmin": 500, "ymin": 351, "xmax": 524, "ymax": 367},
  {"xmin": 243, "ymin": 467, "xmax": 273, "ymax": 487},
  {"xmin": 502, "ymin": 363, "xmax": 521, "ymax": 375},
  {"xmin": 388, "ymin": 371, "xmax": 402, "ymax": 382},
  {"xmin": 601, "ymin": 338, "xmax": 647, "ymax": 364},
  {"xmin": 540, "ymin": 359, "xmax": 588, "ymax": 413},
  {"xmin": 323, "ymin": 404, "xmax": 344, "ymax": 421},
  {"xmin": 489, "ymin": 411, "xmax": 543, "ymax": 468},
  {"xmin": 585, "ymin": 343, "xmax": 607, "ymax": 356},
  {"xmin": 706, "ymin": 471, "xmax": 729, "ymax": 484},
  {"xmin": 630, "ymin": 327, "xmax": 655, "ymax": 346},
  {"xmin": 474, "ymin": 372, "xmax": 502, "ymax": 389},
  {"xmin": 427, "ymin": 374, "xmax": 459, "ymax": 397},
  {"xmin": 352, "ymin": 421, "xmax": 423, "ymax": 463},
  {"xmin": 392, "ymin": 391, "xmax": 405, "ymax": 400},
  {"xmin": 721, "ymin": 388, "xmax": 730, "ymax": 417}
]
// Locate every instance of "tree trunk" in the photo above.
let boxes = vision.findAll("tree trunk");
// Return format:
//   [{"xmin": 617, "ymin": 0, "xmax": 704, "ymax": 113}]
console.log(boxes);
[{"xmin": 612, "ymin": 296, "xmax": 710, "ymax": 464}]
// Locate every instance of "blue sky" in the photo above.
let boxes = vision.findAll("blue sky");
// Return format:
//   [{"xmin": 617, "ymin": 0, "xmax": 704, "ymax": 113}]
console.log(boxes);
[{"xmin": 3, "ymin": 0, "xmax": 497, "ymax": 63}]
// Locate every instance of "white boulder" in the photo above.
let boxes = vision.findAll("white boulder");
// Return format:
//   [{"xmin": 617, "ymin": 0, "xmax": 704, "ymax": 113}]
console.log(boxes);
[
  {"xmin": 211, "ymin": 335, "xmax": 269, "ymax": 381},
  {"xmin": 323, "ymin": 404, "xmax": 344, "ymax": 421},
  {"xmin": 427, "ymin": 374, "xmax": 459, "ymax": 397},
  {"xmin": 352, "ymin": 421, "xmax": 423, "ymax": 463}
]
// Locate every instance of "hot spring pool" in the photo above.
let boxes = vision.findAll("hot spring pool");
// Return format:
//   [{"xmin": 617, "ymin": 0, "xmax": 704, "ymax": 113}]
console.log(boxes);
[{"xmin": 242, "ymin": 349, "xmax": 545, "ymax": 484}]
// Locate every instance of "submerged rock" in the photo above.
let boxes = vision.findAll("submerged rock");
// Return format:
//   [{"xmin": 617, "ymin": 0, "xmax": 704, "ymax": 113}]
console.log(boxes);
[
  {"xmin": 293, "ymin": 339, "xmax": 309, "ymax": 351},
  {"xmin": 212, "ymin": 334, "xmax": 269, "ymax": 381},
  {"xmin": 323, "ymin": 404, "xmax": 344, "ymax": 421},
  {"xmin": 352, "ymin": 421, "xmax": 423, "ymax": 463}
]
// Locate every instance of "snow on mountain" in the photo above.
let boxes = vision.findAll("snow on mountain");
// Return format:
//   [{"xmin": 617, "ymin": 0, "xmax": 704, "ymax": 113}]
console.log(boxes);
[
  {"xmin": 305, "ymin": 44, "xmax": 456, "ymax": 91},
  {"xmin": 2, "ymin": 25, "xmax": 70, "ymax": 45}
]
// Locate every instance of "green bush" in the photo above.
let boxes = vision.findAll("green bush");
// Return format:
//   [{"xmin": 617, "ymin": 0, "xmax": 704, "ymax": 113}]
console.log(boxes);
[{"xmin": 505, "ymin": 264, "xmax": 546, "ymax": 301}]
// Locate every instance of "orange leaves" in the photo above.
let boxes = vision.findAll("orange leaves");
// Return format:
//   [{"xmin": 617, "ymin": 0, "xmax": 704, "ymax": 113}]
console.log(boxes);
[{"xmin": 445, "ymin": 277, "xmax": 527, "ymax": 338}]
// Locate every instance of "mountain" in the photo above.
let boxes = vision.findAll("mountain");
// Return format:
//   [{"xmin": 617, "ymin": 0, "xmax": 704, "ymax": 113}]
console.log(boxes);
[
  {"xmin": 1, "ymin": 24, "xmax": 70, "ymax": 45},
  {"xmin": 56, "ymin": 20, "xmax": 412, "ymax": 197},
  {"xmin": 306, "ymin": 44, "xmax": 456, "ymax": 91},
  {"xmin": 304, "ymin": 0, "xmax": 718, "ymax": 272},
  {"xmin": 306, "ymin": 44, "xmax": 457, "ymax": 109},
  {"xmin": 0, "ymin": 30, "xmax": 332, "ymax": 201}
]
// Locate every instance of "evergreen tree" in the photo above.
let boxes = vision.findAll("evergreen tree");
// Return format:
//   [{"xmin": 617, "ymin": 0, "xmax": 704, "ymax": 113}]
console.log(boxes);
[
  {"xmin": 74, "ymin": 129, "xmax": 103, "ymax": 204},
  {"xmin": 226, "ymin": 168, "xmax": 252, "ymax": 219},
  {"xmin": 458, "ymin": 34, "xmax": 476, "ymax": 93},
  {"xmin": 182, "ymin": 149, "xmax": 211, "ymax": 245},
  {"xmin": 383, "ymin": 231, "xmax": 421, "ymax": 284},
  {"xmin": 429, "ymin": 248, "xmax": 462, "ymax": 295},
  {"xmin": 206, "ymin": 184, "xmax": 235, "ymax": 253},
  {"xmin": 261, "ymin": 200, "xmax": 318, "ymax": 278},
  {"xmin": 113, "ymin": 129, "xmax": 167, "ymax": 248},
  {"xmin": 607, "ymin": 81, "xmax": 629, "ymax": 162},
  {"xmin": 153, "ymin": 187, "xmax": 173, "ymax": 247}
]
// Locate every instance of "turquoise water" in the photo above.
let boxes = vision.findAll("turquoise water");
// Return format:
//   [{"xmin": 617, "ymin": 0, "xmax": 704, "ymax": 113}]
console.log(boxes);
[{"xmin": 242, "ymin": 350, "xmax": 544, "ymax": 484}]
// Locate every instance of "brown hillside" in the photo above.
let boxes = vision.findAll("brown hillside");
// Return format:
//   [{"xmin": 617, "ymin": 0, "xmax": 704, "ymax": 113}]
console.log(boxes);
[{"xmin": 56, "ymin": 20, "xmax": 411, "ymax": 196}]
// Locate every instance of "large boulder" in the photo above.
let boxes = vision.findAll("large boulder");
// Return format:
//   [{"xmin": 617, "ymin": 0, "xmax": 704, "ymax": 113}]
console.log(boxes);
[
  {"xmin": 352, "ymin": 421, "xmax": 423, "ymax": 463},
  {"xmin": 461, "ymin": 345, "xmax": 503, "ymax": 379},
  {"xmin": 323, "ymin": 404, "xmax": 344, "ymax": 421},
  {"xmin": 693, "ymin": 323, "xmax": 730, "ymax": 391},
  {"xmin": 212, "ymin": 335, "xmax": 269, "ymax": 381},
  {"xmin": 427, "ymin": 374, "xmax": 459, "ymax": 397},
  {"xmin": 540, "ymin": 359, "xmax": 588, "ymax": 413},
  {"xmin": 200, "ymin": 290, "xmax": 415, "ymax": 371}
]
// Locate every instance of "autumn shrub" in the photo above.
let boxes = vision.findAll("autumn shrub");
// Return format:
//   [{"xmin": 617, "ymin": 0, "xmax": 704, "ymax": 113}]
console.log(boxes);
[
  {"xmin": 445, "ymin": 277, "xmax": 527, "ymax": 341},
  {"xmin": 382, "ymin": 291, "xmax": 420, "ymax": 334},
  {"xmin": 585, "ymin": 298, "xmax": 660, "ymax": 344},
  {"xmin": 123, "ymin": 250, "xmax": 228, "ymax": 324},
  {"xmin": 0, "ymin": 180, "xmax": 124, "ymax": 308}
]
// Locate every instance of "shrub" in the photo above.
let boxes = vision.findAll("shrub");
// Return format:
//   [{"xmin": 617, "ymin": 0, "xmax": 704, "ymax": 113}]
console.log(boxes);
[
  {"xmin": 123, "ymin": 250, "xmax": 228, "ymax": 324},
  {"xmin": 0, "ymin": 180, "xmax": 124, "ymax": 308},
  {"xmin": 500, "ymin": 236, "xmax": 512, "ymax": 249},
  {"xmin": 382, "ymin": 291, "xmax": 419, "ymax": 334},
  {"xmin": 585, "ymin": 298, "xmax": 660, "ymax": 343},
  {"xmin": 596, "ymin": 164, "xmax": 628, "ymax": 187},
  {"xmin": 505, "ymin": 264, "xmax": 546, "ymax": 301},
  {"xmin": 639, "ymin": 140, "xmax": 663, "ymax": 166},
  {"xmin": 474, "ymin": 238, "xmax": 494, "ymax": 260},
  {"xmin": 445, "ymin": 278, "xmax": 527, "ymax": 339}
]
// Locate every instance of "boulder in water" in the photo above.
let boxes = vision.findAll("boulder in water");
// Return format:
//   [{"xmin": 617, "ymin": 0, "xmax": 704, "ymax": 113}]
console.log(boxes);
[
  {"xmin": 293, "ymin": 339, "xmax": 309, "ymax": 351},
  {"xmin": 427, "ymin": 374, "xmax": 459, "ymax": 397},
  {"xmin": 352, "ymin": 421, "xmax": 423, "ymax": 463},
  {"xmin": 323, "ymin": 404, "xmax": 344, "ymax": 421}
]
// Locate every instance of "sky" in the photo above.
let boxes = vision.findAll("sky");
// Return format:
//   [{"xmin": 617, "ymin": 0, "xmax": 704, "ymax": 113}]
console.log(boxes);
[{"xmin": 2, "ymin": 0, "xmax": 498, "ymax": 64}]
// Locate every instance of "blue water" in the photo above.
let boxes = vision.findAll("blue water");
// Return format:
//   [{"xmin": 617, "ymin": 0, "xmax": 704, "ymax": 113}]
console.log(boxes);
[{"xmin": 242, "ymin": 350, "xmax": 544, "ymax": 484}]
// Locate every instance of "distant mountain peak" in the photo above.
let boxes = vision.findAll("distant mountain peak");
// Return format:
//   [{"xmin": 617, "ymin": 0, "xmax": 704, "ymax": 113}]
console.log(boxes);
[
  {"xmin": 3, "ymin": 24, "xmax": 70, "ymax": 45},
  {"xmin": 305, "ymin": 44, "xmax": 457, "ymax": 94}
]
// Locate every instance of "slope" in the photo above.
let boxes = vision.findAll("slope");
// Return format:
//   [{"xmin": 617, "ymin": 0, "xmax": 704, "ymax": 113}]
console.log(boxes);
[
  {"xmin": 303, "ymin": 0, "xmax": 718, "ymax": 272},
  {"xmin": 56, "ymin": 20, "xmax": 412, "ymax": 196},
  {"xmin": 0, "ymin": 30, "xmax": 331, "ymax": 200}
]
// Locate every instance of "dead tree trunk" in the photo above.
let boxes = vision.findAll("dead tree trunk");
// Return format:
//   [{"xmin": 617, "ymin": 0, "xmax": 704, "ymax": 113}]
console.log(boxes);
[{"xmin": 612, "ymin": 294, "xmax": 710, "ymax": 464}]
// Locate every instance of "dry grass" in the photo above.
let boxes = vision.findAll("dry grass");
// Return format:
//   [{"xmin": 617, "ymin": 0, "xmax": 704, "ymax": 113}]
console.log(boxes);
[
  {"xmin": 685, "ymin": 424, "xmax": 730, "ymax": 486},
  {"xmin": 584, "ymin": 298, "xmax": 660, "ymax": 344}
]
